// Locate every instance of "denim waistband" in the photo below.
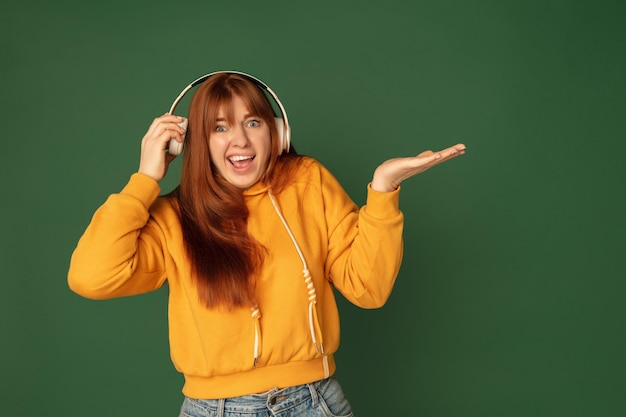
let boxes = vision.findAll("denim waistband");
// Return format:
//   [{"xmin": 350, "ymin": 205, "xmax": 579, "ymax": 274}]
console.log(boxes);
[{"xmin": 183, "ymin": 379, "xmax": 324, "ymax": 415}]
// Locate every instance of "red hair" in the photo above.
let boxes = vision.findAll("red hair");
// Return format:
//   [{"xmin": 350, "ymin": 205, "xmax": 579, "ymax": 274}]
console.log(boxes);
[{"xmin": 169, "ymin": 73, "xmax": 301, "ymax": 309}]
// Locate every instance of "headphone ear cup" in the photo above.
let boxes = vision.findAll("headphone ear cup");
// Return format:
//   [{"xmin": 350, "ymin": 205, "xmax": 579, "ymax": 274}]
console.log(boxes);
[
  {"xmin": 274, "ymin": 117, "xmax": 290, "ymax": 154},
  {"xmin": 168, "ymin": 118, "xmax": 188, "ymax": 156}
]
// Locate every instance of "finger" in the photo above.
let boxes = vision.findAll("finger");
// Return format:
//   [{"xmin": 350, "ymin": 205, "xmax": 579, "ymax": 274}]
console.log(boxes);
[
  {"xmin": 414, "ymin": 151, "xmax": 444, "ymax": 167},
  {"xmin": 430, "ymin": 143, "xmax": 466, "ymax": 164},
  {"xmin": 144, "ymin": 121, "xmax": 185, "ymax": 146},
  {"xmin": 145, "ymin": 114, "xmax": 185, "ymax": 137},
  {"xmin": 408, "ymin": 144, "xmax": 465, "ymax": 172},
  {"xmin": 417, "ymin": 150, "xmax": 435, "ymax": 158},
  {"xmin": 162, "ymin": 113, "xmax": 185, "ymax": 123},
  {"xmin": 154, "ymin": 130, "xmax": 185, "ymax": 152},
  {"xmin": 439, "ymin": 143, "xmax": 466, "ymax": 157}
]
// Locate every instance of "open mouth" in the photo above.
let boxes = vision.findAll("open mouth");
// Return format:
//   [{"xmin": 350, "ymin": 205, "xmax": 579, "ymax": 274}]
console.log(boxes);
[{"xmin": 228, "ymin": 155, "xmax": 255, "ymax": 168}]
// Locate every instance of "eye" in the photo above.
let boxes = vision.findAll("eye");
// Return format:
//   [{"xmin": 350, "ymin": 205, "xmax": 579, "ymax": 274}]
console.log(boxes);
[
  {"xmin": 246, "ymin": 119, "xmax": 261, "ymax": 128},
  {"xmin": 215, "ymin": 125, "xmax": 227, "ymax": 132}
]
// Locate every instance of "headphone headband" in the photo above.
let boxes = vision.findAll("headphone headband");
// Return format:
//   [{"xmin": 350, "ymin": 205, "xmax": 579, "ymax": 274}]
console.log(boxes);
[{"xmin": 169, "ymin": 71, "xmax": 291, "ymax": 153}]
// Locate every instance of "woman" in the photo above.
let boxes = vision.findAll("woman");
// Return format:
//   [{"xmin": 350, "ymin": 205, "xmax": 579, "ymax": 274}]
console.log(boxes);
[{"xmin": 68, "ymin": 72, "xmax": 466, "ymax": 416}]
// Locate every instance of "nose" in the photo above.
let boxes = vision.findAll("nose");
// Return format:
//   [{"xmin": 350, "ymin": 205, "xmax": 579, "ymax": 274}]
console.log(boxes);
[{"xmin": 230, "ymin": 123, "xmax": 250, "ymax": 147}]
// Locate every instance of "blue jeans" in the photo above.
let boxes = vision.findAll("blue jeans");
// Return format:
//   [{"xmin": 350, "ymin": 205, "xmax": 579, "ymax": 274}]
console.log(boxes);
[{"xmin": 178, "ymin": 377, "xmax": 354, "ymax": 417}]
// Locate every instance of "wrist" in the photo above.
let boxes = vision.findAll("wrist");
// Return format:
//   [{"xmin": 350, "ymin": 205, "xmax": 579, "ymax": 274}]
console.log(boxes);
[
  {"xmin": 138, "ymin": 165, "xmax": 163, "ymax": 182},
  {"xmin": 370, "ymin": 178, "xmax": 398, "ymax": 193}
]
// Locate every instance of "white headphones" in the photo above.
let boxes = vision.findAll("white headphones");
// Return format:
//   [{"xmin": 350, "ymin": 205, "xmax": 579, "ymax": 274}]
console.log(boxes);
[{"xmin": 167, "ymin": 71, "xmax": 291, "ymax": 156}]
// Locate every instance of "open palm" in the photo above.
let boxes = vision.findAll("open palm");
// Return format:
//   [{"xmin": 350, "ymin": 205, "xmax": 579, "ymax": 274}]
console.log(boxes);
[{"xmin": 371, "ymin": 144, "xmax": 466, "ymax": 192}]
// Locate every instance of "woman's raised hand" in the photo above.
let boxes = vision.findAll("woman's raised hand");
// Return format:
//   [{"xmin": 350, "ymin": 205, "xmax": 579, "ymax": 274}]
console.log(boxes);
[
  {"xmin": 138, "ymin": 113, "xmax": 186, "ymax": 182},
  {"xmin": 371, "ymin": 143, "xmax": 466, "ymax": 192}
]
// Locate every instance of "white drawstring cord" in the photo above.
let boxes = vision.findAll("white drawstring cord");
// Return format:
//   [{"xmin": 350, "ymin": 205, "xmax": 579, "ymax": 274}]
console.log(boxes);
[
  {"xmin": 268, "ymin": 191, "xmax": 324, "ymax": 354},
  {"xmin": 251, "ymin": 306, "xmax": 261, "ymax": 367}
]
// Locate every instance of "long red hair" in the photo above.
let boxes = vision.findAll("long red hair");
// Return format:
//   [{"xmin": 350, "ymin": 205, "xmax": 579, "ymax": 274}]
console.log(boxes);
[{"xmin": 169, "ymin": 73, "xmax": 301, "ymax": 309}]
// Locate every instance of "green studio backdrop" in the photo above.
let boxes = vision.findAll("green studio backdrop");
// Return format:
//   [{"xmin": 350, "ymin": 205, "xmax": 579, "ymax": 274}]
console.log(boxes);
[{"xmin": 1, "ymin": 0, "xmax": 625, "ymax": 416}]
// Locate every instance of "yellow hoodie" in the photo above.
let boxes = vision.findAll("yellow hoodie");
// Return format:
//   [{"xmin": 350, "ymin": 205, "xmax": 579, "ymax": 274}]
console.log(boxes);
[{"xmin": 68, "ymin": 157, "xmax": 403, "ymax": 399}]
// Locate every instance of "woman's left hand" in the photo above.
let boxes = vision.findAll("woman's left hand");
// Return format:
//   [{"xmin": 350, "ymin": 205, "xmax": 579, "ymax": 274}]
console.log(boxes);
[{"xmin": 371, "ymin": 143, "xmax": 466, "ymax": 192}]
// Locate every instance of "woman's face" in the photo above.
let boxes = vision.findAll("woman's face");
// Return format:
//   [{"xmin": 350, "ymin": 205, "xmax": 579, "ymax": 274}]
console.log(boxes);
[{"xmin": 209, "ymin": 94, "xmax": 272, "ymax": 189}]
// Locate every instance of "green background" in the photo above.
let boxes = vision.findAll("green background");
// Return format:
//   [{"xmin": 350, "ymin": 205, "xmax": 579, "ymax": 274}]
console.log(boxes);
[{"xmin": 2, "ymin": 0, "xmax": 625, "ymax": 415}]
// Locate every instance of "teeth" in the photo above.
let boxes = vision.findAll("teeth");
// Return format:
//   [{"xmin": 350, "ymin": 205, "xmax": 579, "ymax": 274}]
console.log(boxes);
[{"xmin": 229, "ymin": 155, "xmax": 254, "ymax": 162}]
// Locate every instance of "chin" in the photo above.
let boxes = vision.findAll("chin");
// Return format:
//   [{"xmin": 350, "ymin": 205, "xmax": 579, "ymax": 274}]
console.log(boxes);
[{"xmin": 230, "ymin": 176, "xmax": 261, "ymax": 190}]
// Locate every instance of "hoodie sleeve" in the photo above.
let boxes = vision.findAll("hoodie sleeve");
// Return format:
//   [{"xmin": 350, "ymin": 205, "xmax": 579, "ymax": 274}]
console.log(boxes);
[
  {"xmin": 67, "ymin": 173, "xmax": 169, "ymax": 299},
  {"xmin": 320, "ymin": 164, "xmax": 404, "ymax": 309}
]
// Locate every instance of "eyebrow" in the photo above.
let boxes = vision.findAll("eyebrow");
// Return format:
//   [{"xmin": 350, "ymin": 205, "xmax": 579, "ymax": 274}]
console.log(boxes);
[{"xmin": 215, "ymin": 114, "xmax": 256, "ymax": 122}]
